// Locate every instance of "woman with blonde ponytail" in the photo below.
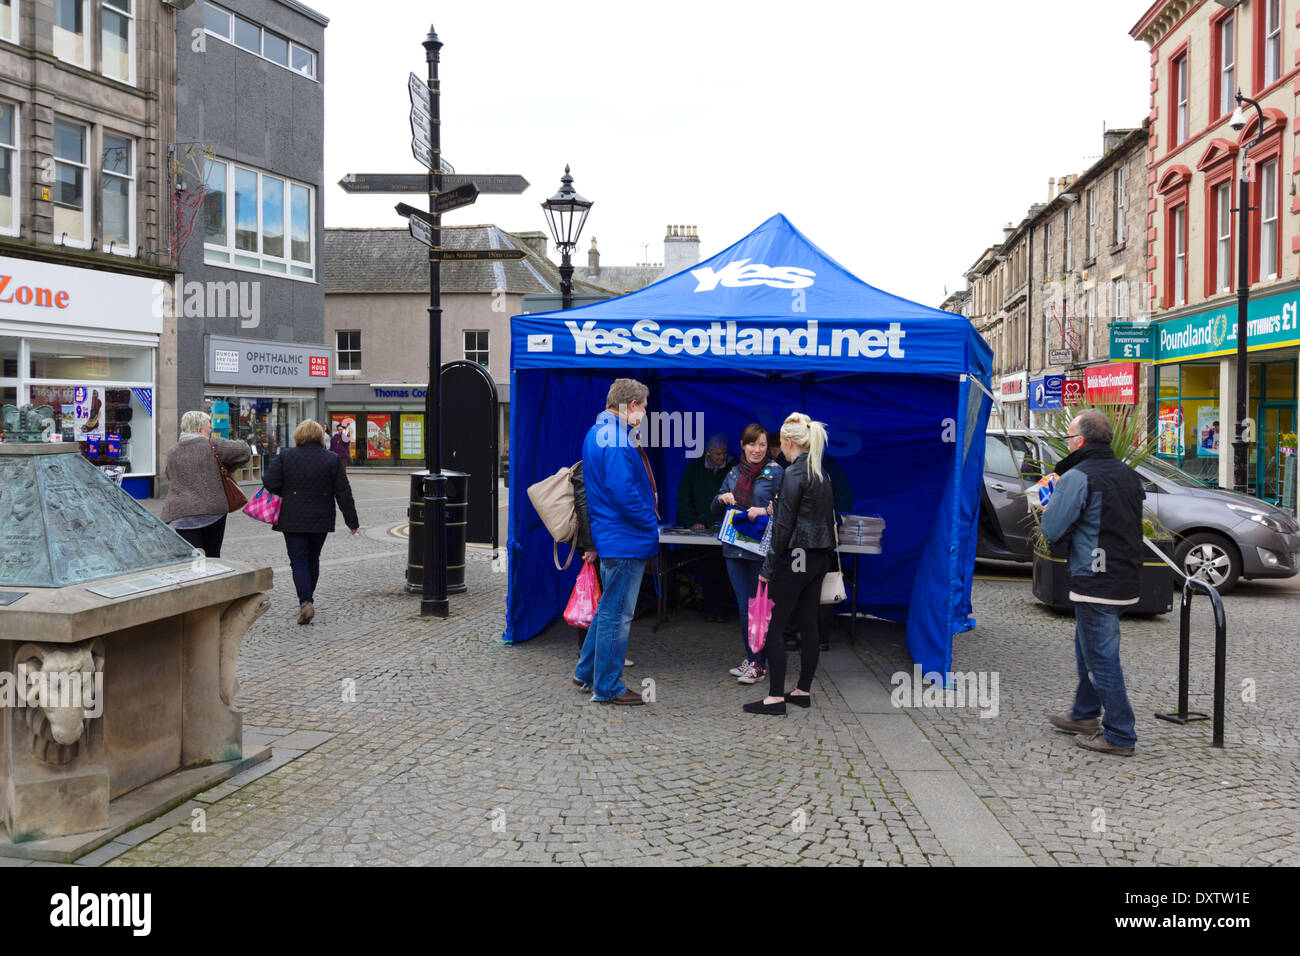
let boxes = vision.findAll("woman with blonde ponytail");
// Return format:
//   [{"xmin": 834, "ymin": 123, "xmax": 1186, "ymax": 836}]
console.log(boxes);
[{"xmin": 744, "ymin": 413, "xmax": 837, "ymax": 716}]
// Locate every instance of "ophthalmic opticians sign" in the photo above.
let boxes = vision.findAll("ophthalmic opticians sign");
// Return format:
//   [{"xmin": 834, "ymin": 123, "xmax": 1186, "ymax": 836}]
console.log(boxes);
[{"xmin": 205, "ymin": 335, "xmax": 332, "ymax": 387}]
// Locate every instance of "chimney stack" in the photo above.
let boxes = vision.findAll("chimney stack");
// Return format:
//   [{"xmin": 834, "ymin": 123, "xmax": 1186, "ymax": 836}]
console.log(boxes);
[
  {"xmin": 1048, "ymin": 177, "xmax": 1056, "ymax": 202},
  {"xmin": 587, "ymin": 237, "xmax": 600, "ymax": 271},
  {"xmin": 663, "ymin": 224, "xmax": 700, "ymax": 275},
  {"xmin": 513, "ymin": 230, "xmax": 548, "ymax": 260}
]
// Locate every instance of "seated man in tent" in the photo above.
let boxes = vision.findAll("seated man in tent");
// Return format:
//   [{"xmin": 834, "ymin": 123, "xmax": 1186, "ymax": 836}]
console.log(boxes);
[{"xmin": 675, "ymin": 433, "xmax": 735, "ymax": 621}]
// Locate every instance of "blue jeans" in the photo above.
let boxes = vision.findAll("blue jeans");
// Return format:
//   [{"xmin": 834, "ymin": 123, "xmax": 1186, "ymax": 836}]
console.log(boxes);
[
  {"xmin": 284, "ymin": 531, "xmax": 327, "ymax": 605},
  {"xmin": 724, "ymin": 557, "xmax": 765, "ymax": 666},
  {"xmin": 574, "ymin": 557, "xmax": 646, "ymax": 701},
  {"xmin": 1071, "ymin": 601, "xmax": 1137, "ymax": 747}
]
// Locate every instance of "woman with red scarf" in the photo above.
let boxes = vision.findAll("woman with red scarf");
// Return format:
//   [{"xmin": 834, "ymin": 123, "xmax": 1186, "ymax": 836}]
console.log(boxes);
[{"xmin": 712, "ymin": 423, "xmax": 783, "ymax": 684}]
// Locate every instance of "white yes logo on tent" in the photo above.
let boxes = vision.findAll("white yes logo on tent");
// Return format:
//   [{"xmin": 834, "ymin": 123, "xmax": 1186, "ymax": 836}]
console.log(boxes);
[{"xmin": 691, "ymin": 259, "xmax": 816, "ymax": 292}]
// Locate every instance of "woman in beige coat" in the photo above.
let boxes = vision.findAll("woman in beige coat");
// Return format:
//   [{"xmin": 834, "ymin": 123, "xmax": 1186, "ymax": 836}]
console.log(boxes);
[{"xmin": 159, "ymin": 410, "xmax": 252, "ymax": 557}]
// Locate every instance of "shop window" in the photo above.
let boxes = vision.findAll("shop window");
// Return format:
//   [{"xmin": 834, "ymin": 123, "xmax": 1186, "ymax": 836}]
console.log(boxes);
[
  {"xmin": 53, "ymin": 0, "xmax": 88, "ymax": 69},
  {"xmin": 233, "ymin": 14, "xmax": 259, "ymax": 53},
  {"xmin": 261, "ymin": 175, "xmax": 285, "ymax": 268},
  {"xmin": 1264, "ymin": 0, "xmax": 1282, "ymax": 88},
  {"xmin": 53, "ymin": 118, "xmax": 89, "ymax": 248},
  {"xmin": 1170, "ymin": 204, "xmax": 1188, "ymax": 306},
  {"xmin": 27, "ymin": 339, "xmax": 151, "ymax": 382},
  {"xmin": 336, "ymin": 330, "xmax": 360, "ymax": 374},
  {"xmin": 464, "ymin": 330, "xmax": 489, "ymax": 368},
  {"xmin": 203, "ymin": 159, "xmax": 315, "ymax": 280},
  {"xmin": 1211, "ymin": 10, "xmax": 1236, "ymax": 119},
  {"xmin": 1171, "ymin": 50, "xmax": 1189, "ymax": 146},
  {"xmin": 203, "ymin": 2, "xmax": 317, "ymax": 80},
  {"xmin": 1086, "ymin": 188, "xmax": 1097, "ymax": 260},
  {"xmin": 1259, "ymin": 158, "xmax": 1279, "ymax": 280},
  {"xmin": 102, "ymin": 0, "xmax": 134, "ymax": 85},
  {"xmin": 0, "ymin": 100, "xmax": 16, "ymax": 236},
  {"xmin": 0, "ymin": 0, "xmax": 14, "ymax": 44},
  {"xmin": 1214, "ymin": 181, "xmax": 1233, "ymax": 293},
  {"xmin": 1064, "ymin": 208, "xmax": 1073, "ymax": 271},
  {"xmin": 202, "ymin": 1, "xmax": 230, "ymax": 39},
  {"xmin": 1113, "ymin": 167, "xmax": 1126, "ymax": 245},
  {"xmin": 0, "ymin": 335, "xmax": 17, "ymax": 380},
  {"xmin": 263, "ymin": 30, "xmax": 289, "ymax": 67},
  {"xmin": 102, "ymin": 132, "xmax": 134, "ymax": 254}
]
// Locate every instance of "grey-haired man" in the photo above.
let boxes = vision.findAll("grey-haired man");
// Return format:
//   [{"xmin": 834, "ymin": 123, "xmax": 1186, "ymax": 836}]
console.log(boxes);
[{"xmin": 1040, "ymin": 409, "xmax": 1144, "ymax": 756}]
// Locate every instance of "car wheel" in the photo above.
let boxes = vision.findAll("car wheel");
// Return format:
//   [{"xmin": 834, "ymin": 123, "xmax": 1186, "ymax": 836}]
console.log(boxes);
[{"xmin": 1174, "ymin": 533, "xmax": 1242, "ymax": 594}]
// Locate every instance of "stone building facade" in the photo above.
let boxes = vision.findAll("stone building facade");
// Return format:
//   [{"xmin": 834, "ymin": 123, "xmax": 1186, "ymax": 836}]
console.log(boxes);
[
  {"xmin": 164, "ymin": 0, "xmax": 328, "ymax": 484},
  {"xmin": 1, "ymin": 0, "xmax": 179, "ymax": 496},
  {"xmin": 1133, "ymin": 0, "xmax": 1300, "ymax": 499},
  {"xmin": 966, "ymin": 126, "xmax": 1149, "ymax": 430}
]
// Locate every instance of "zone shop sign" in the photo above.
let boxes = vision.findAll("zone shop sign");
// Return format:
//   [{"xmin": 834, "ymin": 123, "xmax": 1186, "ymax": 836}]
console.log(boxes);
[
  {"xmin": 205, "ymin": 334, "xmax": 332, "ymax": 388},
  {"xmin": 999, "ymin": 372, "xmax": 1027, "ymax": 403}
]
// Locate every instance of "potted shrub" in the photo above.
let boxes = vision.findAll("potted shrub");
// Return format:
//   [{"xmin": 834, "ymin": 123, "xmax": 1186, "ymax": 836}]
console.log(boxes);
[{"xmin": 1028, "ymin": 404, "xmax": 1176, "ymax": 616}]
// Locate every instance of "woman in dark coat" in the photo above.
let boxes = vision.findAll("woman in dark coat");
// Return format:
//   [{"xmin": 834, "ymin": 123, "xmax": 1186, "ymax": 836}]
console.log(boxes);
[
  {"xmin": 743, "ymin": 413, "xmax": 835, "ymax": 716},
  {"xmin": 262, "ymin": 419, "xmax": 360, "ymax": 624}
]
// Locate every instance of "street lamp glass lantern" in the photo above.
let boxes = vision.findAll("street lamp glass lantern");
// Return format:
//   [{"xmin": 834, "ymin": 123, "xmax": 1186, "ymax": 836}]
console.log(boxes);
[{"xmin": 541, "ymin": 165, "xmax": 593, "ymax": 254}]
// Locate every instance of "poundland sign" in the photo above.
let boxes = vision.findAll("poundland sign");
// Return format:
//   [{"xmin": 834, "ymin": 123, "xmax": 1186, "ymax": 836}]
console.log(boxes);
[{"xmin": 1155, "ymin": 288, "xmax": 1300, "ymax": 363}]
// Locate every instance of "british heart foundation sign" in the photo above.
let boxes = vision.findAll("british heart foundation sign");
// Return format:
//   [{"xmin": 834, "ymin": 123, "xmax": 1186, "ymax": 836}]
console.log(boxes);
[{"xmin": 1084, "ymin": 362, "xmax": 1138, "ymax": 405}]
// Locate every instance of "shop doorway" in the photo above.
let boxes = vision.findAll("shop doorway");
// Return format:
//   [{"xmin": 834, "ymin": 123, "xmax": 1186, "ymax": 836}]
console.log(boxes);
[{"xmin": 1257, "ymin": 402, "xmax": 1295, "ymax": 505}]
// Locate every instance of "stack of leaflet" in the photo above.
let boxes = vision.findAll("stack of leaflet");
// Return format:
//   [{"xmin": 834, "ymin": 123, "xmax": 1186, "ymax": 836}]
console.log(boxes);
[{"xmin": 839, "ymin": 514, "xmax": 885, "ymax": 549}]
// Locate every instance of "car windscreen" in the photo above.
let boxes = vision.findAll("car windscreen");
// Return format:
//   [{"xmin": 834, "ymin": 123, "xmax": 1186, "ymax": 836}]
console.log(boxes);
[
  {"xmin": 984, "ymin": 435, "xmax": 1018, "ymax": 476},
  {"xmin": 1140, "ymin": 455, "xmax": 1210, "ymax": 487}
]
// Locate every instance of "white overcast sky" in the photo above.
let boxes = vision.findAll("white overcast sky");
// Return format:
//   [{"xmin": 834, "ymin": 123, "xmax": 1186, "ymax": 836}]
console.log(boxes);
[{"xmin": 316, "ymin": 0, "xmax": 1152, "ymax": 307}]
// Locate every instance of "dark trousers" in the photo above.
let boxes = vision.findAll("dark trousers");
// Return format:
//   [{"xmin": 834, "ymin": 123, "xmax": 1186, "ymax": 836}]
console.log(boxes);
[
  {"xmin": 764, "ymin": 549, "xmax": 831, "ymax": 696},
  {"xmin": 284, "ymin": 531, "xmax": 328, "ymax": 604},
  {"xmin": 177, "ymin": 515, "xmax": 227, "ymax": 558}
]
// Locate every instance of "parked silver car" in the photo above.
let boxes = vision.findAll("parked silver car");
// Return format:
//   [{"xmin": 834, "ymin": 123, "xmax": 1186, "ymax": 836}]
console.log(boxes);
[{"xmin": 978, "ymin": 429, "xmax": 1300, "ymax": 593}]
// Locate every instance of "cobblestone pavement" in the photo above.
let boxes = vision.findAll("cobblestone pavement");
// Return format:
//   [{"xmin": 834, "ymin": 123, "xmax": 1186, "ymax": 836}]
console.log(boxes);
[{"xmin": 68, "ymin": 473, "xmax": 1300, "ymax": 865}]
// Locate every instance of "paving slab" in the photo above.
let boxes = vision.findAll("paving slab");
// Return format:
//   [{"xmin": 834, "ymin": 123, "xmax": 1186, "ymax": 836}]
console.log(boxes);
[{"xmin": 895, "ymin": 770, "xmax": 1030, "ymax": 865}]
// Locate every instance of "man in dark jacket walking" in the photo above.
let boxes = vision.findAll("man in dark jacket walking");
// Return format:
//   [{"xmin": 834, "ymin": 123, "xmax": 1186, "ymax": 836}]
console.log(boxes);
[{"xmin": 1041, "ymin": 409, "xmax": 1144, "ymax": 756}]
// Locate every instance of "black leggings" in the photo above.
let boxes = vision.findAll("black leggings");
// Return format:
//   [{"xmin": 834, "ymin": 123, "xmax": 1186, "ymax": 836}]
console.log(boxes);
[
  {"xmin": 764, "ymin": 548, "xmax": 830, "ymax": 695},
  {"xmin": 177, "ymin": 515, "xmax": 227, "ymax": 558}
]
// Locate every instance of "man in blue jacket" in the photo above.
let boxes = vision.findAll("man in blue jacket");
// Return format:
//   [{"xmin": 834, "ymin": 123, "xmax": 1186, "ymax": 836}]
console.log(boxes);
[
  {"xmin": 1041, "ymin": 409, "xmax": 1144, "ymax": 756},
  {"xmin": 572, "ymin": 378, "xmax": 659, "ymax": 705}
]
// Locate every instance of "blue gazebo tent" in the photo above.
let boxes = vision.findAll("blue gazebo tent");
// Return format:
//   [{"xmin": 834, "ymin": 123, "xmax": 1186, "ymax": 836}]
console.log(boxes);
[{"xmin": 504, "ymin": 213, "xmax": 993, "ymax": 678}]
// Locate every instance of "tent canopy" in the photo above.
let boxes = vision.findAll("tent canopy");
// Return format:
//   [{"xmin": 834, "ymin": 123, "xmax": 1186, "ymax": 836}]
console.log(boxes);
[{"xmin": 505, "ymin": 214, "xmax": 993, "ymax": 677}]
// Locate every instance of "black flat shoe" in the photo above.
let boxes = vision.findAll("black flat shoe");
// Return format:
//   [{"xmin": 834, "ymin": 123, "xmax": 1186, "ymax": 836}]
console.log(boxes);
[
  {"xmin": 784, "ymin": 692, "xmax": 811, "ymax": 708},
  {"xmin": 742, "ymin": 698, "xmax": 786, "ymax": 716}
]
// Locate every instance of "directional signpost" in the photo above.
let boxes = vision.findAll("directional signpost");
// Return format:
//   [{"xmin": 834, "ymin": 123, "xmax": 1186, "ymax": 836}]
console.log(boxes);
[
  {"xmin": 338, "ymin": 29, "xmax": 532, "ymax": 620},
  {"xmin": 339, "ymin": 173, "xmax": 528, "ymax": 195}
]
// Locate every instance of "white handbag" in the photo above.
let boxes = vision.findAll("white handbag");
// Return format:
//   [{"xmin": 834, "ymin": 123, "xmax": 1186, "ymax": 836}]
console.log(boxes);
[{"xmin": 820, "ymin": 523, "xmax": 847, "ymax": 604}]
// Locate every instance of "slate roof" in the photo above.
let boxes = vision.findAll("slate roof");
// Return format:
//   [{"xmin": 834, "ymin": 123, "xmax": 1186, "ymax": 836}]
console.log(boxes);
[
  {"xmin": 574, "ymin": 264, "xmax": 667, "ymax": 295},
  {"xmin": 324, "ymin": 226, "xmax": 609, "ymax": 296}
]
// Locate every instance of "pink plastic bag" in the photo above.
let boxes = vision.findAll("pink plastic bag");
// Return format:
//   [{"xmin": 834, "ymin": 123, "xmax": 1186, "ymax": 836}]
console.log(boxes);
[
  {"xmin": 564, "ymin": 562, "xmax": 602, "ymax": 629},
  {"xmin": 747, "ymin": 579, "xmax": 775, "ymax": 654},
  {"xmin": 242, "ymin": 487, "xmax": 282, "ymax": 525}
]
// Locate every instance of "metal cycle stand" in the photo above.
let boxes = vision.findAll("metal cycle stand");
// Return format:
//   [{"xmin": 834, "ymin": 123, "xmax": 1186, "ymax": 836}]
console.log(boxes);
[{"xmin": 1150, "ymin": 543, "xmax": 1228, "ymax": 748}]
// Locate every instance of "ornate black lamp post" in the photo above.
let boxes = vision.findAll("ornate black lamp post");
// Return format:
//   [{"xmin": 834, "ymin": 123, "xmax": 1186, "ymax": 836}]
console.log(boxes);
[
  {"xmin": 1229, "ymin": 90, "xmax": 1266, "ymax": 495},
  {"xmin": 541, "ymin": 166, "xmax": 593, "ymax": 309}
]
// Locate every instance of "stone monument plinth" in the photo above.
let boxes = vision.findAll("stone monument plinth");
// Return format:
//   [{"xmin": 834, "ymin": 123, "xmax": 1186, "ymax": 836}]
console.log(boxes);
[{"xmin": 0, "ymin": 442, "xmax": 273, "ymax": 861}]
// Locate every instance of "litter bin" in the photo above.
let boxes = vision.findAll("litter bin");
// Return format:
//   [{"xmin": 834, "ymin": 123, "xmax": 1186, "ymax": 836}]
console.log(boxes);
[{"xmin": 407, "ymin": 469, "xmax": 469, "ymax": 594}]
